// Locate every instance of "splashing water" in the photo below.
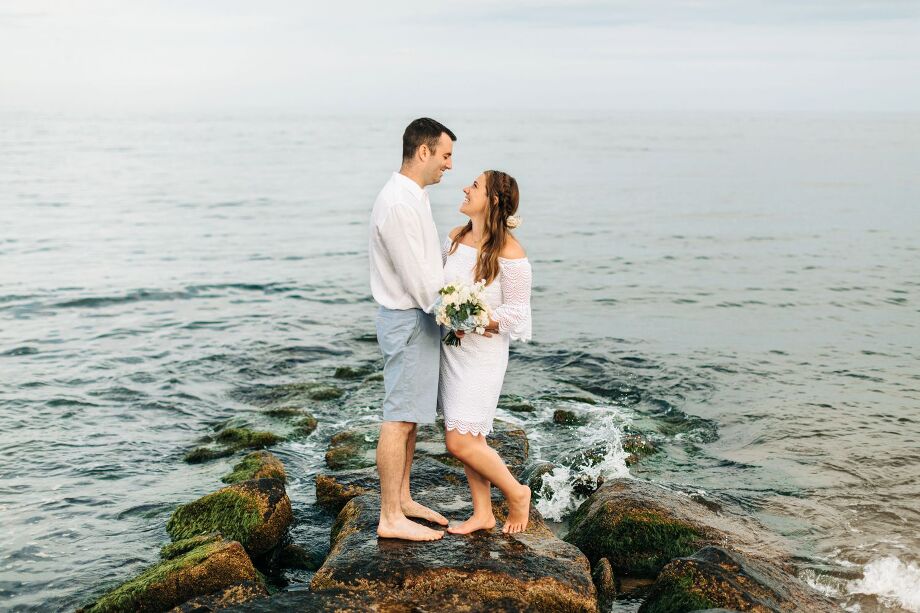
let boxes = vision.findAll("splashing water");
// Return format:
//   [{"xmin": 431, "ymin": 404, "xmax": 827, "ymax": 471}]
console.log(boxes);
[
  {"xmin": 847, "ymin": 556, "xmax": 920, "ymax": 612},
  {"xmin": 535, "ymin": 411, "xmax": 632, "ymax": 521}
]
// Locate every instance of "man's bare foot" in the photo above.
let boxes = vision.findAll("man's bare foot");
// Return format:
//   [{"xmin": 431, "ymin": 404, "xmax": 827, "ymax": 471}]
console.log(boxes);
[
  {"xmin": 447, "ymin": 514, "xmax": 496, "ymax": 535},
  {"xmin": 401, "ymin": 499, "xmax": 449, "ymax": 526},
  {"xmin": 378, "ymin": 515, "xmax": 444, "ymax": 541},
  {"xmin": 502, "ymin": 485, "xmax": 531, "ymax": 534}
]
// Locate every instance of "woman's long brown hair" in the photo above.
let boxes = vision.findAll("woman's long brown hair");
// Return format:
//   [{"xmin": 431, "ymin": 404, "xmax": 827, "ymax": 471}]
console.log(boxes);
[{"xmin": 449, "ymin": 170, "xmax": 520, "ymax": 285}]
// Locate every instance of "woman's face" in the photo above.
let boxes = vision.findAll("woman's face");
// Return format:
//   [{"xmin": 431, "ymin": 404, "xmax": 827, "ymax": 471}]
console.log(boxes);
[{"xmin": 460, "ymin": 173, "xmax": 490, "ymax": 218}]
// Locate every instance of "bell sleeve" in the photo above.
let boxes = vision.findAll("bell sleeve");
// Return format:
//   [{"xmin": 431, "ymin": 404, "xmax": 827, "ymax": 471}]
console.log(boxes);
[{"xmin": 493, "ymin": 258, "xmax": 532, "ymax": 342}]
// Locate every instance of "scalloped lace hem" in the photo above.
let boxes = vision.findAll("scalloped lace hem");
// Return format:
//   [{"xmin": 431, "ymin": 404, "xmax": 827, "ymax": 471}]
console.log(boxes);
[{"xmin": 444, "ymin": 417, "xmax": 493, "ymax": 437}]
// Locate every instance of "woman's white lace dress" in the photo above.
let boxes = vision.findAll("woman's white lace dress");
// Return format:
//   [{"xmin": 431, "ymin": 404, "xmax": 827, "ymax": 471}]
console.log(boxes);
[{"xmin": 438, "ymin": 239, "xmax": 532, "ymax": 436}]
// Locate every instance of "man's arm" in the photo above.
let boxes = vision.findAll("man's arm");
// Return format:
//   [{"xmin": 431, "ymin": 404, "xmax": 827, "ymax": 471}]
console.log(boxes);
[{"xmin": 377, "ymin": 205, "xmax": 441, "ymax": 312}]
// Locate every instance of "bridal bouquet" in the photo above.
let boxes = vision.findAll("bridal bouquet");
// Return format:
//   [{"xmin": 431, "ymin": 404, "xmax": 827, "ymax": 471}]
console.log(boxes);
[{"xmin": 434, "ymin": 281, "xmax": 492, "ymax": 346}]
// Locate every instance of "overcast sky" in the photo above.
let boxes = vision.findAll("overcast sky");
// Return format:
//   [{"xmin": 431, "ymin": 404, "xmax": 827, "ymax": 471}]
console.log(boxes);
[{"xmin": 1, "ymin": 0, "xmax": 919, "ymax": 113}]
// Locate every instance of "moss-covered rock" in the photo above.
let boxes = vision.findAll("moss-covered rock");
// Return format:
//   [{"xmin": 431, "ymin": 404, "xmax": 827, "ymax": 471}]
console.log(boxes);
[
  {"xmin": 639, "ymin": 546, "xmax": 840, "ymax": 613},
  {"xmin": 333, "ymin": 365, "xmax": 374, "ymax": 380},
  {"xmin": 325, "ymin": 429, "xmax": 377, "ymax": 470},
  {"xmin": 184, "ymin": 426, "xmax": 284, "ymax": 464},
  {"xmin": 160, "ymin": 533, "xmax": 224, "ymax": 560},
  {"xmin": 498, "ymin": 394, "xmax": 535, "ymax": 413},
  {"xmin": 564, "ymin": 480, "xmax": 723, "ymax": 577},
  {"xmin": 167, "ymin": 479, "xmax": 292, "ymax": 558},
  {"xmin": 81, "ymin": 538, "xmax": 259, "ymax": 613},
  {"xmin": 221, "ymin": 451, "xmax": 286, "ymax": 485},
  {"xmin": 553, "ymin": 409, "xmax": 587, "ymax": 426}
]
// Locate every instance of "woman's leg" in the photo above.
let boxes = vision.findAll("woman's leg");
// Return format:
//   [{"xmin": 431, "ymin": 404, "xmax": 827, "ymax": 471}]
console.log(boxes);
[
  {"xmin": 445, "ymin": 430, "xmax": 531, "ymax": 534},
  {"xmin": 447, "ymin": 464, "xmax": 496, "ymax": 534}
]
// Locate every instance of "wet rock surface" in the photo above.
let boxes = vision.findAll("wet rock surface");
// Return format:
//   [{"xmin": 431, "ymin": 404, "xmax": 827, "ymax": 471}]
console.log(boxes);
[
  {"xmin": 639, "ymin": 546, "xmax": 840, "ymax": 613},
  {"xmin": 309, "ymin": 493, "xmax": 597, "ymax": 612},
  {"xmin": 168, "ymin": 580, "xmax": 268, "ymax": 612}
]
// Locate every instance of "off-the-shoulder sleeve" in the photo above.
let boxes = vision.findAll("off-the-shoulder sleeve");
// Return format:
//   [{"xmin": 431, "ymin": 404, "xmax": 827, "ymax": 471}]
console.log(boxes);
[{"xmin": 493, "ymin": 258, "xmax": 532, "ymax": 342}]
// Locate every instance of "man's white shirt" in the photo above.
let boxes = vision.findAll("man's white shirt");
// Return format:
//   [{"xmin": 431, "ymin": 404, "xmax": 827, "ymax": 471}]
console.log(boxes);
[{"xmin": 369, "ymin": 172, "xmax": 444, "ymax": 313}]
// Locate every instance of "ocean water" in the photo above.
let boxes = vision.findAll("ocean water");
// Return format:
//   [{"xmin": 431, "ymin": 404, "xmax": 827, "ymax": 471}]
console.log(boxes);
[{"xmin": 1, "ymin": 111, "xmax": 918, "ymax": 612}]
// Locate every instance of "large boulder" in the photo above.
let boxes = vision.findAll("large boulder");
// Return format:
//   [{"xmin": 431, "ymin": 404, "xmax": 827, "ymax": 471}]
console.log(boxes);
[
  {"xmin": 639, "ymin": 546, "xmax": 840, "ymax": 613},
  {"xmin": 80, "ymin": 537, "xmax": 260, "ymax": 613},
  {"xmin": 167, "ymin": 479, "xmax": 292, "ymax": 557},
  {"xmin": 564, "ymin": 479, "xmax": 771, "ymax": 578},
  {"xmin": 310, "ymin": 493, "xmax": 597, "ymax": 612}
]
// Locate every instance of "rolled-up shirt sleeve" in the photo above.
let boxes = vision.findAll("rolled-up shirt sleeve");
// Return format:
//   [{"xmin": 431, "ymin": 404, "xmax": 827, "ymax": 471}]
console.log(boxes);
[{"xmin": 377, "ymin": 204, "xmax": 443, "ymax": 313}]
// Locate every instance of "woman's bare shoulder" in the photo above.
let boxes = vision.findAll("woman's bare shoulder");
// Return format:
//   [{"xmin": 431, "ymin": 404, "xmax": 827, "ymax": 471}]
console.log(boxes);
[
  {"xmin": 448, "ymin": 225, "xmax": 466, "ymax": 240},
  {"xmin": 500, "ymin": 235, "xmax": 527, "ymax": 260}
]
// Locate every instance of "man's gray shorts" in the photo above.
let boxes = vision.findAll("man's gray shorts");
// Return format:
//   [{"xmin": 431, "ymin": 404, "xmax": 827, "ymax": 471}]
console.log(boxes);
[{"xmin": 375, "ymin": 306, "xmax": 440, "ymax": 423}]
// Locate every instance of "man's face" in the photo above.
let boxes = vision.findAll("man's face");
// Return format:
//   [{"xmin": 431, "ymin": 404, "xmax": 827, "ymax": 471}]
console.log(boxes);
[{"xmin": 423, "ymin": 133, "xmax": 453, "ymax": 185}]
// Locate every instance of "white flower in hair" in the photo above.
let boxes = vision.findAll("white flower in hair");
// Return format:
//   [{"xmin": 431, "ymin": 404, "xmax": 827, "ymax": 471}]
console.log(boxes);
[{"xmin": 506, "ymin": 215, "xmax": 522, "ymax": 229}]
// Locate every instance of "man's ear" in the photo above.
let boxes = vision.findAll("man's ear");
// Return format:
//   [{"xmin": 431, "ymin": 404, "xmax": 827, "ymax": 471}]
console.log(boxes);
[{"xmin": 418, "ymin": 144, "xmax": 430, "ymax": 162}]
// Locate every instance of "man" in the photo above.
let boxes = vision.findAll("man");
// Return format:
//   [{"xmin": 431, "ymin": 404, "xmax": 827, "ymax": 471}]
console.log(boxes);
[{"xmin": 369, "ymin": 117, "xmax": 456, "ymax": 541}]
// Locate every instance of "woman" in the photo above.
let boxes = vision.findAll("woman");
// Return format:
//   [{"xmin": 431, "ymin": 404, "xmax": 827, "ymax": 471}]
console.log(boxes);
[{"xmin": 439, "ymin": 170, "xmax": 533, "ymax": 535}]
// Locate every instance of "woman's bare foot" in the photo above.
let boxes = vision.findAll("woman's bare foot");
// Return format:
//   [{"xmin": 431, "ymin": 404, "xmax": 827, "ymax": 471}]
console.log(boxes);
[
  {"xmin": 401, "ymin": 499, "xmax": 449, "ymax": 526},
  {"xmin": 502, "ymin": 485, "xmax": 531, "ymax": 534},
  {"xmin": 377, "ymin": 515, "xmax": 444, "ymax": 541},
  {"xmin": 447, "ymin": 513, "xmax": 497, "ymax": 535}
]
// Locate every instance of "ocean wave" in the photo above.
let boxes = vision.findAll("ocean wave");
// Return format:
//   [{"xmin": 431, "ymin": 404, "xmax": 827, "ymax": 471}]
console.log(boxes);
[
  {"xmin": 535, "ymin": 411, "xmax": 633, "ymax": 521},
  {"xmin": 848, "ymin": 556, "xmax": 920, "ymax": 612}
]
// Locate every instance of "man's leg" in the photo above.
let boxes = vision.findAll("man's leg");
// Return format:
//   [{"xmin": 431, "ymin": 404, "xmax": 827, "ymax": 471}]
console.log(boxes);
[
  {"xmin": 376, "ymin": 420, "xmax": 444, "ymax": 541},
  {"xmin": 399, "ymin": 424, "xmax": 448, "ymax": 526}
]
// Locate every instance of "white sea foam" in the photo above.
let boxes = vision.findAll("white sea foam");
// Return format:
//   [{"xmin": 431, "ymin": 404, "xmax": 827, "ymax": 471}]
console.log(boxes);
[
  {"xmin": 847, "ymin": 556, "xmax": 920, "ymax": 612},
  {"xmin": 535, "ymin": 411, "xmax": 632, "ymax": 521}
]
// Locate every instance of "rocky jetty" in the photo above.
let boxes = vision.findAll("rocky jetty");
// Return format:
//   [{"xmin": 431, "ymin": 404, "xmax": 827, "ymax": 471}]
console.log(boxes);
[{"xmin": 83, "ymin": 371, "xmax": 840, "ymax": 612}]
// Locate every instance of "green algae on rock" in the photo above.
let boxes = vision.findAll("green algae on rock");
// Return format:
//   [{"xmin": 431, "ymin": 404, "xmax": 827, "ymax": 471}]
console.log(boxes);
[
  {"xmin": 221, "ymin": 451, "xmax": 286, "ymax": 485},
  {"xmin": 564, "ymin": 479, "xmax": 721, "ymax": 577},
  {"xmin": 160, "ymin": 532, "xmax": 224, "ymax": 560},
  {"xmin": 81, "ymin": 538, "xmax": 260, "ymax": 613},
  {"xmin": 333, "ymin": 365, "xmax": 375, "ymax": 379},
  {"xmin": 498, "ymin": 394, "xmax": 535, "ymax": 413},
  {"xmin": 639, "ymin": 546, "xmax": 841, "ymax": 613},
  {"xmin": 167, "ymin": 479, "xmax": 292, "ymax": 558},
  {"xmin": 184, "ymin": 427, "xmax": 284, "ymax": 464}
]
